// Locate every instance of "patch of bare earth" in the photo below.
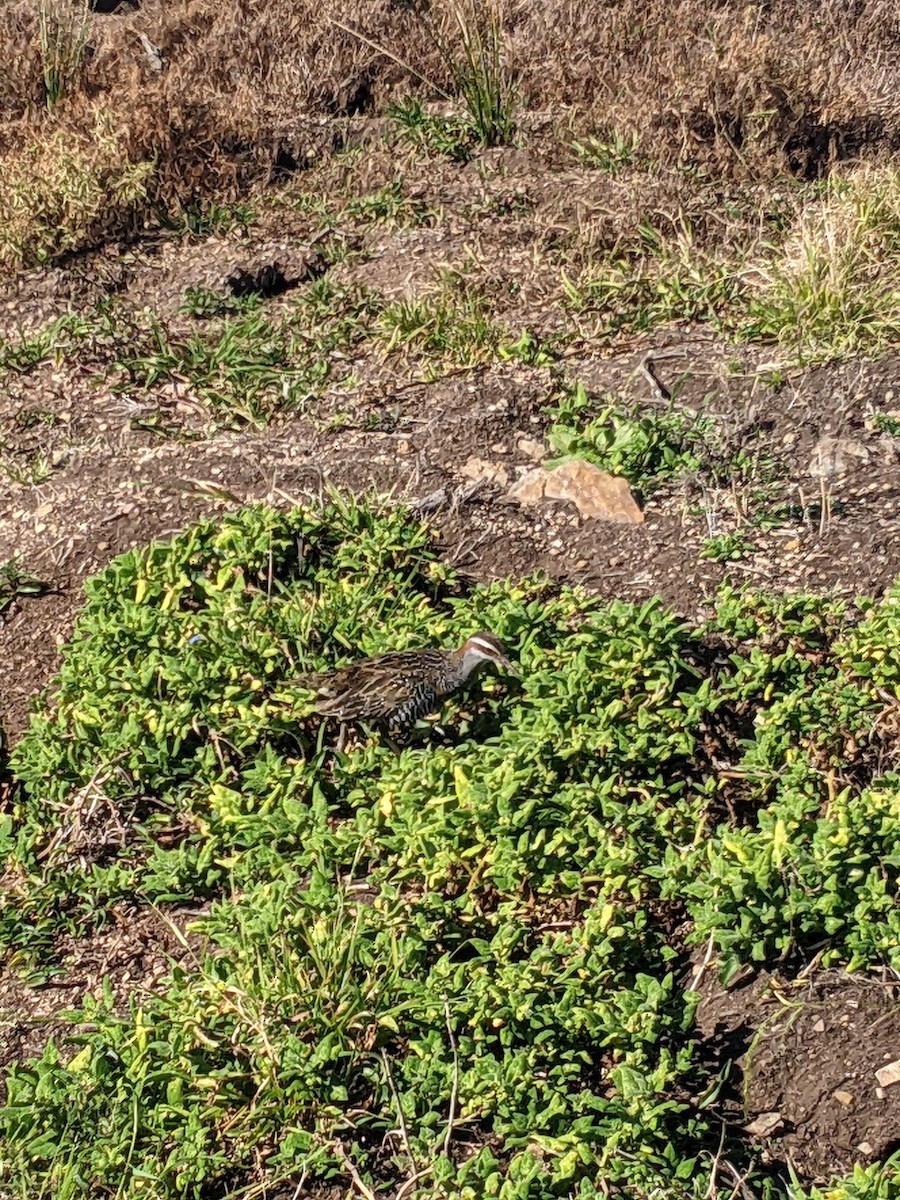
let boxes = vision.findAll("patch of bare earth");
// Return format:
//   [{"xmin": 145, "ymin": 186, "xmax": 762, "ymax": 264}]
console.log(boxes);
[{"xmin": 694, "ymin": 964, "xmax": 900, "ymax": 1181}]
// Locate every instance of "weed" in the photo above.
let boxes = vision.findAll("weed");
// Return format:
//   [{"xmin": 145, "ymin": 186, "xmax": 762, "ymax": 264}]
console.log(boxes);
[
  {"xmin": 545, "ymin": 381, "xmax": 713, "ymax": 497},
  {"xmin": 116, "ymin": 282, "xmax": 379, "ymax": 424},
  {"xmin": 344, "ymin": 180, "xmax": 437, "ymax": 227},
  {"xmin": 0, "ymin": 559, "xmax": 49, "ymax": 615},
  {"xmin": 871, "ymin": 411, "xmax": 900, "ymax": 438},
  {"xmin": 0, "ymin": 453, "xmax": 53, "ymax": 487},
  {"xmin": 572, "ymin": 131, "xmax": 642, "ymax": 174},
  {"xmin": 561, "ymin": 220, "xmax": 745, "ymax": 340},
  {"xmin": 377, "ymin": 284, "xmax": 501, "ymax": 367},
  {"xmin": 162, "ymin": 201, "xmax": 258, "ymax": 240},
  {"xmin": 38, "ymin": 0, "xmax": 89, "ymax": 108},
  {"xmin": 701, "ymin": 530, "xmax": 755, "ymax": 562},
  {"xmin": 178, "ymin": 287, "xmax": 261, "ymax": 319},
  {"xmin": 338, "ymin": 1, "xmax": 515, "ymax": 148},
  {"xmin": 386, "ymin": 97, "xmax": 473, "ymax": 163}
]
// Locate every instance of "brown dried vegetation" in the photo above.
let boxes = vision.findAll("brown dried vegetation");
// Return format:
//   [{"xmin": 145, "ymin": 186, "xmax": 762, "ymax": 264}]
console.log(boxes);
[{"xmin": 0, "ymin": 0, "xmax": 899, "ymax": 269}]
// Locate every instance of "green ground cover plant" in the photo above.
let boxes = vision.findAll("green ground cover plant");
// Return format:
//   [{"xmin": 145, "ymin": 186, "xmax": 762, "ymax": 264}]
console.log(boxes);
[
  {"xmin": 545, "ymin": 382, "xmax": 714, "ymax": 498},
  {"xmin": 2, "ymin": 501, "xmax": 899, "ymax": 1197}
]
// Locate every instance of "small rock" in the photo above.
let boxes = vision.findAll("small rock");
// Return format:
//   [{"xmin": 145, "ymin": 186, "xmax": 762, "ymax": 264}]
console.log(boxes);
[
  {"xmin": 34, "ymin": 502, "xmax": 54, "ymax": 518},
  {"xmin": 490, "ymin": 442, "xmax": 506, "ymax": 455},
  {"xmin": 783, "ymin": 538, "xmax": 801, "ymax": 552},
  {"xmin": 857, "ymin": 1142, "xmax": 875, "ymax": 1156},
  {"xmin": 744, "ymin": 1112, "xmax": 782, "ymax": 1138},
  {"xmin": 833, "ymin": 1090, "xmax": 853, "ymax": 1106},
  {"xmin": 874, "ymin": 1059, "xmax": 900, "ymax": 1089},
  {"xmin": 508, "ymin": 460, "xmax": 643, "ymax": 524},
  {"xmin": 807, "ymin": 435, "xmax": 870, "ymax": 478},
  {"xmin": 812, "ymin": 1018, "xmax": 826, "ymax": 1033},
  {"xmin": 516, "ymin": 436, "xmax": 545, "ymax": 461},
  {"xmin": 461, "ymin": 456, "xmax": 508, "ymax": 487},
  {"xmin": 397, "ymin": 440, "xmax": 411, "ymax": 455}
]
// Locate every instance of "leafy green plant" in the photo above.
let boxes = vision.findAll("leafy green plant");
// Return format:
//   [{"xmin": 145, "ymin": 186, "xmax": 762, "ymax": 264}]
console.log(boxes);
[
  {"xmin": 871, "ymin": 411, "xmax": 900, "ymax": 438},
  {"xmin": 545, "ymin": 381, "xmax": 713, "ymax": 496},
  {"xmin": 701, "ymin": 530, "xmax": 755, "ymax": 562}
]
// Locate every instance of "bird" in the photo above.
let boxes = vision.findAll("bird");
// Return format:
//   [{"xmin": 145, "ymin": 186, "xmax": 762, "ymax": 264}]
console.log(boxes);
[{"xmin": 301, "ymin": 631, "xmax": 517, "ymax": 742}]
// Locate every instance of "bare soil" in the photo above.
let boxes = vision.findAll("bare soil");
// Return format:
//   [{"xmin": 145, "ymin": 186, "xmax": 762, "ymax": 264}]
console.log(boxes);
[{"xmin": 695, "ymin": 963, "xmax": 900, "ymax": 1181}]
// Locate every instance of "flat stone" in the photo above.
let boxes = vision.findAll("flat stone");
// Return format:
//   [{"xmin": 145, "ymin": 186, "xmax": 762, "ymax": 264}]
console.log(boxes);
[
  {"xmin": 874, "ymin": 1059, "xmax": 900, "ymax": 1089},
  {"xmin": 744, "ymin": 1111, "xmax": 782, "ymax": 1138},
  {"xmin": 508, "ymin": 460, "xmax": 643, "ymax": 524},
  {"xmin": 516, "ymin": 436, "xmax": 545, "ymax": 461}
]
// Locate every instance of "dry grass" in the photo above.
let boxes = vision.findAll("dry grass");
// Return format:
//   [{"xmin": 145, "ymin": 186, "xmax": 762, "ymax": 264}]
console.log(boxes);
[
  {"xmin": 746, "ymin": 164, "xmax": 900, "ymax": 361},
  {"xmin": 0, "ymin": 0, "xmax": 898, "ymax": 270},
  {"xmin": 0, "ymin": 108, "xmax": 153, "ymax": 271}
]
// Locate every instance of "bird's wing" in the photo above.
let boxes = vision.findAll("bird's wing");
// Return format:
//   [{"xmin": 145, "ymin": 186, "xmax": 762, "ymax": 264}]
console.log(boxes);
[{"xmin": 313, "ymin": 652, "xmax": 417, "ymax": 722}]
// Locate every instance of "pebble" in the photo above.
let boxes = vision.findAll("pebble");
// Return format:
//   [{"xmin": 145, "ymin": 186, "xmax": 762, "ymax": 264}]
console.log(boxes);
[{"xmin": 874, "ymin": 1059, "xmax": 900, "ymax": 1089}]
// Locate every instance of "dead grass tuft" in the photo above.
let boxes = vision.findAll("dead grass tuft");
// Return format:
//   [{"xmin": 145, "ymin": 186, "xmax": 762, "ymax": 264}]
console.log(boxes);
[
  {"xmin": 0, "ymin": 108, "xmax": 153, "ymax": 270},
  {"xmin": 746, "ymin": 164, "xmax": 900, "ymax": 361}
]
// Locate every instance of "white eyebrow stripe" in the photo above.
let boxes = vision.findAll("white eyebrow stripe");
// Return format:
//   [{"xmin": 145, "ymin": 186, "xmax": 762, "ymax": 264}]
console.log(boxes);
[{"xmin": 469, "ymin": 635, "xmax": 501, "ymax": 654}]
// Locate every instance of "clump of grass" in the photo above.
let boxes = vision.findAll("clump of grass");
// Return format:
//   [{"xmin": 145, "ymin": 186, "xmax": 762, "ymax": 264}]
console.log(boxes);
[
  {"xmin": 561, "ymin": 218, "xmax": 746, "ymax": 339},
  {"xmin": 115, "ymin": 279, "xmax": 379, "ymax": 424},
  {"xmin": 38, "ymin": 0, "xmax": 89, "ymax": 108},
  {"xmin": 386, "ymin": 96, "xmax": 474, "ymax": 162},
  {"xmin": 744, "ymin": 164, "xmax": 900, "ymax": 362},
  {"xmin": 376, "ymin": 280, "xmax": 501, "ymax": 368},
  {"xmin": 438, "ymin": 0, "xmax": 516, "ymax": 147},
  {"xmin": 571, "ymin": 130, "xmax": 642, "ymax": 174},
  {"xmin": 0, "ymin": 110, "xmax": 154, "ymax": 271},
  {"xmin": 0, "ymin": 452, "xmax": 53, "ymax": 487},
  {"xmin": 340, "ymin": 0, "xmax": 516, "ymax": 148},
  {"xmin": 162, "ymin": 200, "xmax": 258, "ymax": 240}
]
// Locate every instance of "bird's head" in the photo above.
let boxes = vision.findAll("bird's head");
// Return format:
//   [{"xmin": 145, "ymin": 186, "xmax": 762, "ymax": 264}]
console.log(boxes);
[{"xmin": 455, "ymin": 631, "xmax": 518, "ymax": 680}]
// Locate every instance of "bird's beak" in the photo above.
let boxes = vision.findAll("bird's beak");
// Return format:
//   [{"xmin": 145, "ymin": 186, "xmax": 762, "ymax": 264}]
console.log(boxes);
[{"xmin": 498, "ymin": 654, "xmax": 519, "ymax": 678}]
